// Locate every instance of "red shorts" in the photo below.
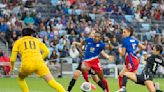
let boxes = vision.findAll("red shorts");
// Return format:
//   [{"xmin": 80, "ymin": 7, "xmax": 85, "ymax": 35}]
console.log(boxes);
[
  {"xmin": 83, "ymin": 58, "xmax": 102, "ymax": 73},
  {"xmin": 125, "ymin": 54, "xmax": 139, "ymax": 72}
]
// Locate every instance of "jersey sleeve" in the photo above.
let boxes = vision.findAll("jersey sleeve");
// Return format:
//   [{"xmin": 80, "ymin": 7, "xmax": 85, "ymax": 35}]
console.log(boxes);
[
  {"xmin": 39, "ymin": 41, "xmax": 50, "ymax": 59},
  {"xmin": 136, "ymin": 39, "xmax": 139, "ymax": 46},
  {"xmin": 12, "ymin": 40, "xmax": 19, "ymax": 52},
  {"xmin": 122, "ymin": 39, "xmax": 126, "ymax": 48}
]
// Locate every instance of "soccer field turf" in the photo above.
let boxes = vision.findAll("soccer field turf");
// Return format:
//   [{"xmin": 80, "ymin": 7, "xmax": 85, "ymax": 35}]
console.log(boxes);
[{"xmin": 0, "ymin": 76, "xmax": 163, "ymax": 92}]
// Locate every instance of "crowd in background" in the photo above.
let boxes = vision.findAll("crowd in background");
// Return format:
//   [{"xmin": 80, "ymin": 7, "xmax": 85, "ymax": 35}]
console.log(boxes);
[{"xmin": 0, "ymin": 0, "xmax": 163, "ymax": 69}]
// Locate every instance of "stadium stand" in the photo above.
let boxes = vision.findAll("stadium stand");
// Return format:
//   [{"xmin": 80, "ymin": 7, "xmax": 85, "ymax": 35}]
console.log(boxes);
[{"xmin": 0, "ymin": 0, "xmax": 163, "ymax": 78}]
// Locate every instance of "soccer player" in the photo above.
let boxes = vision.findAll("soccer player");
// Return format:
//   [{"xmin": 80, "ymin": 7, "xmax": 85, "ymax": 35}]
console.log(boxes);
[
  {"xmin": 117, "ymin": 27, "xmax": 145, "ymax": 90},
  {"xmin": 78, "ymin": 32, "xmax": 114, "ymax": 92},
  {"xmin": 67, "ymin": 45, "xmax": 106, "ymax": 92},
  {"xmin": 67, "ymin": 30, "xmax": 112, "ymax": 92},
  {"xmin": 119, "ymin": 45, "xmax": 163, "ymax": 92},
  {"xmin": 10, "ymin": 28, "xmax": 66, "ymax": 92}
]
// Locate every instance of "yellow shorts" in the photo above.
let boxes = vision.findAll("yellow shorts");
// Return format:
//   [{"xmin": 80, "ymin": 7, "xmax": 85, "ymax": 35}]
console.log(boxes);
[{"xmin": 19, "ymin": 59, "xmax": 50, "ymax": 77}]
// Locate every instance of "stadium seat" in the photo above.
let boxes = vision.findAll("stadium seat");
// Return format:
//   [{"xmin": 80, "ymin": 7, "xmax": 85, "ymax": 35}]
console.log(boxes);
[
  {"xmin": 111, "ymin": 19, "xmax": 115, "ymax": 25},
  {"xmin": 58, "ymin": 30, "xmax": 67, "ymax": 36},
  {"xmin": 75, "ymin": 9, "xmax": 82, "ymax": 15},
  {"xmin": 152, "ymin": 3, "xmax": 159, "ymax": 8},
  {"xmin": 125, "ymin": 15, "xmax": 134, "ymax": 22},
  {"xmin": 141, "ymin": 23, "xmax": 151, "ymax": 31},
  {"xmin": 89, "ymin": 13, "xmax": 96, "ymax": 20},
  {"xmin": 68, "ymin": 9, "xmax": 72, "ymax": 15}
]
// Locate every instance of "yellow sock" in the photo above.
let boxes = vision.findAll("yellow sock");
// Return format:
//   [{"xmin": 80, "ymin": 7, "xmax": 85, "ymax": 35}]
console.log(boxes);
[
  {"xmin": 18, "ymin": 77, "xmax": 29, "ymax": 92},
  {"xmin": 48, "ymin": 79, "xmax": 66, "ymax": 92}
]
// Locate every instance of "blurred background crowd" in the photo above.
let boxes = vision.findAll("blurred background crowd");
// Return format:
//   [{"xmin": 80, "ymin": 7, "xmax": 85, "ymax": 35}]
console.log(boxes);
[{"xmin": 0, "ymin": 0, "xmax": 163, "ymax": 76}]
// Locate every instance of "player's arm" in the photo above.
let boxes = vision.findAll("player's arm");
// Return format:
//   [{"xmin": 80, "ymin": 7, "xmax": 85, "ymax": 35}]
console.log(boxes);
[
  {"xmin": 119, "ymin": 39, "xmax": 126, "ymax": 56},
  {"xmin": 138, "ymin": 43, "xmax": 145, "ymax": 50},
  {"xmin": 72, "ymin": 39, "xmax": 85, "ymax": 47},
  {"xmin": 40, "ymin": 42, "xmax": 50, "ymax": 59},
  {"xmin": 135, "ymin": 43, "xmax": 146, "ymax": 54},
  {"xmin": 10, "ymin": 41, "xmax": 19, "ymax": 70},
  {"xmin": 119, "ymin": 47, "xmax": 126, "ymax": 56},
  {"xmin": 105, "ymin": 40, "xmax": 114, "ymax": 51},
  {"xmin": 72, "ymin": 41, "xmax": 82, "ymax": 46},
  {"xmin": 101, "ymin": 50, "xmax": 114, "ymax": 62}
]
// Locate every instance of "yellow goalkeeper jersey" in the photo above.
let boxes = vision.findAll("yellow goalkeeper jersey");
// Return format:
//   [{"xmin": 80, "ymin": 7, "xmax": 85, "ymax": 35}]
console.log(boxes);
[
  {"xmin": 10, "ymin": 36, "xmax": 50, "ymax": 76},
  {"xmin": 11, "ymin": 36, "xmax": 49, "ymax": 61}
]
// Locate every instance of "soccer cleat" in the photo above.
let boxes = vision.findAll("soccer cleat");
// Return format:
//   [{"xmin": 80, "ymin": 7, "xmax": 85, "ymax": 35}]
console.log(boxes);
[
  {"xmin": 116, "ymin": 87, "xmax": 126, "ymax": 92},
  {"xmin": 104, "ymin": 89, "xmax": 108, "ymax": 92},
  {"xmin": 156, "ymin": 90, "xmax": 163, "ymax": 92},
  {"xmin": 90, "ymin": 83, "xmax": 96, "ymax": 90},
  {"xmin": 154, "ymin": 82, "xmax": 160, "ymax": 90}
]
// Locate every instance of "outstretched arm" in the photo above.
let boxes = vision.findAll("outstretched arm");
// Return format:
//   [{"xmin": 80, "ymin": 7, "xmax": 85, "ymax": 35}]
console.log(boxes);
[
  {"xmin": 101, "ymin": 50, "xmax": 114, "ymax": 62},
  {"xmin": 119, "ymin": 47, "xmax": 126, "ymax": 56},
  {"xmin": 72, "ymin": 40, "xmax": 85, "ymax": 47},
  {"xmin": 40, "ymin": 42, "xmax": 50, "ymax": 59},
  {"xmin": 10, "ymin": 41, "xmax": 19, "ymax": 71},
  {"xmin": 135, "ymin": 43, "xmax": 146, "ymax": 54},
  {"xmin": 10, "ymin": 51, "xmax": 18, "ymax": 70}
]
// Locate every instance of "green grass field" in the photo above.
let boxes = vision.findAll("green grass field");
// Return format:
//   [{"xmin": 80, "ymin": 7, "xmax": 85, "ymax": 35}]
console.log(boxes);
[{"xmin": 0, "ymin": 76, "xmax": 163, "ymax": 92}]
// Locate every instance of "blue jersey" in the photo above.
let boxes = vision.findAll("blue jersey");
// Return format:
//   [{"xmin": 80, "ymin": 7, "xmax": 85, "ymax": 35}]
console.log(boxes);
[
  {"xmin": 122, "ymin": 37, "xmax": 139, "ymax": 56},
  {"xmin": 122, "ymin": 37, "xmax": 139, "ymax": 68},
  {"xmin": 83, "ymin": 38, "xmax": 106, "ymax": 60}
]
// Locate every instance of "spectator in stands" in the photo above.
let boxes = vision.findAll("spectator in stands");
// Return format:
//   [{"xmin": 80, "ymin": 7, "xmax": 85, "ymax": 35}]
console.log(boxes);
[
  {"xmin": 68, "ymin": 30, "xmax": 78, "ymax": 44},
  {"xmin": 154, "ymin": 9, "xmax": 162, "ymax": 20},
  {"xmin": 66, "ymin": 20, "xmax": 75, "ymax": 34},
  {"xmin": 50, "ymin": 37, "xmax": 58, "ymax": 49},
  {"xmin": 143, "ymin": 40, "xmax": 153, "ymax": 53},
  {"xmin": 0, "ymin": 51, "xmax": 10, "ymax": 76},
  {"xmin": 23, "ymin": 11, "xmax": 34, "ymax": 25},
  {"xmin": 110, "ymin": 36, "xmax": 121, "ymax": 65},
  {"xmin": 139, "ymin": 51, "xmax": 148, "ymax": 65},
  {"xmin": 5, "ymin": 25, "xmax": 13, "ymax": 49},
  {"xmin": 0, "ymin": 19, "xmax": 8, "ymax": 33},
  {"xmin": 84, "ymin": 21, "xmax": 92, "ymax": 35},
  {"xmin": 50, "ymin": 50, "xmax": 60, "ymax": 65},
  {"xmin": 43, "ymin": 36, "xmax": 50, "ymax": 47},
  {"xmin": 39, "ymin": 26, "xmax": 47, "ymax": 38},
  {"xmin": 56, "ymin": 21, "xmax": 63, "ymax": 31},
  {"xmin": 56, "ymin": 40, "xmax": 64, "ymax": 55},
  {"xmin": 15, "ymin": 17, "xmax": 22, "ymax": 27}
]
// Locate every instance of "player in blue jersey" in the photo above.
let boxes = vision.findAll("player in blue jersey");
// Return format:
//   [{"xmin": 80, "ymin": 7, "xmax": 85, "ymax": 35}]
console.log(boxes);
[
  {"xmin": 117, "ymin": 27, "xmax": 145, "ymax": 91},
  {"xmin": 67, "ymin": 31, "xmax": 113, "ymax": 92},
  {"xmin": 119, "ymin": 45, "xmax": 163, "ymax": 92},
  {"xmin": 77, "ymin": 31, "xmax": 114, "ymax": 92}
]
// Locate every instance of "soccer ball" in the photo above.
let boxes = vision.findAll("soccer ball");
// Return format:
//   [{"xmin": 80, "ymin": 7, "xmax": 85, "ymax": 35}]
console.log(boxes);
[{"xmin": 80, "ymin": 82, "xmax": 91, "ymax": 92}]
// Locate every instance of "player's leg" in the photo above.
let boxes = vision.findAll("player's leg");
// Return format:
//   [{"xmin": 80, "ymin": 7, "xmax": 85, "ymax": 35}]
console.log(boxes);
[
  {"xmin": 118, "ymin": 66, "xmax": 129, "ymax": 88},
  {"xmin": 116, "ymin": 72, "xmax": 137, "ymax": 92},
  {"xmin": 82, "ymin": 70, "xmax": 90, "ymax": 82},
  {"xmin": 145, "ymin": 80, "xmax": 156, "ymax": 92},
  {"xmin": 81, "ymin": 61, "xmax": 91, "ymax": 82},
  {"xmin": 96, "ymin": 70, "xmax": 109, "ymax": 92},
  {"xmin": 91, "ymin": 74, "xmax": 106, "ymax": 91},
  {"xmin": 18, "ymin": 73, "xmax": 29, "ymax": 92},
  {"xmin": 67, "ymin": 61, "xmax": 88, "ymax": 91},
  {"xmin": 122, "ymin": 72, "xmax": 137, "ymax": 88},
  {"xmin": 67, "ymin": 69, "xmax": 81, "ymax": 92},
  {"xmin": 37, "ymin": 62, "xmax": 66, "ymax": 92},
  {"xmin": 43, "ymin": 73, "xmax": 66, "ymax": 92},
  {"xmin": 118, "ymin": 65, "xmax": 138, "ymax": 88}
]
